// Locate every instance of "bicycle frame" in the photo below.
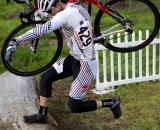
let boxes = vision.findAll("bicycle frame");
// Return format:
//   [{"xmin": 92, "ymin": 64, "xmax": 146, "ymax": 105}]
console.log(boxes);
[
  {"xmin": 83, "ymin": 0, "xmax": 130, "ymax": 42},
  {"xmin": 10, "ymin": 0, "xmax": 133, "ymax": 44},
  {"xmin": 11, "ymin": 0, "xmax": 126, "ymax": 28},
  {"xmin": 87, "ymin": 0, "xmax": 111, "ymax": 15},
  {"xmin": 16, "ymin": 0, "xmax": 119, "ymax": 20}
]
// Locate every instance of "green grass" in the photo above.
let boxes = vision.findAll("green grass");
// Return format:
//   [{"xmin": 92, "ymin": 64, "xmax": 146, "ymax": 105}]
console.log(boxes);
[
  {"xmin": 99, "ymin": 1, "xmax": 158, "ymax": 43},
  {"xmin": 48, "ymin": 79, "xmax": 160, "ymax": 130},
  {"xmin": 0, "ymin": 0, "xmax": 23, "ymax": 73},
  {"xmin": 0, "ymin": 0, "xmax": 160, "ymax": 130},
  {"xmin": 0, "ymin": 0, "xmax": 159, "ymax": 74},
  {"xmin": 97, "ymin": 44, "xmax": 160, "ymax": 83},
  {"xmin": 0, "ymin": 0, "xmax": 69, "ymax": 74}
]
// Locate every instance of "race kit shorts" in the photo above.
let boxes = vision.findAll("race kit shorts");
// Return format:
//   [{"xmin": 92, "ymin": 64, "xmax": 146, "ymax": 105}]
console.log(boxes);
[{"xmin": 40, "ymin": 54, "xmax": 97, "ymax": 100}]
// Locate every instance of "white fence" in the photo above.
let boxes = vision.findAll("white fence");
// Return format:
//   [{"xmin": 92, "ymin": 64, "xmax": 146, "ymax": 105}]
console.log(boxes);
[{"xmin": 95, "ymin": 30, "xmax": 160, "ymax": 91}]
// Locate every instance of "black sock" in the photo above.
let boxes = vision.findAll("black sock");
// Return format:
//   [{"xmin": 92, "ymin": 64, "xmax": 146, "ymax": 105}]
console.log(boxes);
[
  {"xmin": 39, "ymin": 105, "xmax": 48, "ymax": 117},
  {"xmin": 101, "ymin": 99, "xmax": 113, "ymax": 108}
]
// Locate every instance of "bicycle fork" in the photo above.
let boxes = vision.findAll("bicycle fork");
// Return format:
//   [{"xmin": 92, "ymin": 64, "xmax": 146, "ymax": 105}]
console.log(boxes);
[
  {"xmin": 28, "ymin": 39, "xmax": 39, "ymax": 54},
  {"xmin": 96, "ymin": 2, "xmax": 134, "ymax": 34}
]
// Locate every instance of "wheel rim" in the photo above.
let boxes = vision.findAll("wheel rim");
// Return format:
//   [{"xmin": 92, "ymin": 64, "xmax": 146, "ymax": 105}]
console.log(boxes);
[
  {"xmin": 94, "ymin": 0, "xmax": 160, "ymax": 52},
  {"xmin": 2, "ymin": 21, "xmax": 62, "ymax": 76}
]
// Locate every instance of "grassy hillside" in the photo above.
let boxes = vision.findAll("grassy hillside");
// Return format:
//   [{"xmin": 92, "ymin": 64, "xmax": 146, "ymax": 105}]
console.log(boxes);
[{"xmin": 0, "ymin": 0, "xmax": 23, "ymax": 73}]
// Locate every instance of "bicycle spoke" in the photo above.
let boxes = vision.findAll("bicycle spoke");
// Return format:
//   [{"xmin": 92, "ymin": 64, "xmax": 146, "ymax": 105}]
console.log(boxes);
[
  {"xmin": 94, "ymin": 0, "xmax": 160, "ymax": 52},
  {"xmin": 2, "ymin": 21, "xmax": 62, "ymax": 76}
]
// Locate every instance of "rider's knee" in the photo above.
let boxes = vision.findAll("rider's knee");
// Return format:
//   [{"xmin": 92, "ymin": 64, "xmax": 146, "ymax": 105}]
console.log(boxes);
[{"xmin": 68, "ymin": 96, "xmax": 82, "ymax": 113}]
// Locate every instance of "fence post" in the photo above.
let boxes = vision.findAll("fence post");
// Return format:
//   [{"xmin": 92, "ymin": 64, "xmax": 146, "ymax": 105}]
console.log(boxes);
[
  {"xmin": 146, "ymin": 30, "xmax": 149, "ymax": 77},
  {"xmin": 153, "ymin": 38, "xmax": 156, "ymax": 76},
  {"xmin": 117, "ymin": 33, "xmax": 122, "ymax": 81},
  {"xmin": 103, "ymin": 50, "xmax": 107, "ymax": 83},
  {"xmin": 139, "ymin": 31, "xmax": 143, "ymax": 78},
  {"xmin": 125, "ymin": 32, "xmax": 129, "ymax": 80},
  {"xmin": 94, "ymin": 30, "xmax": 160, "ymax": 92},
  {"xmin": 132, "ymin": 32, "xmax": 136, "ymax": 79},
  {"xmin": 110, "ymin": 35, "xmax": 114, "ymax": 83},
  {"xmin": 95, "ymin": 44, "xmax": 100, "ymax": 89}
]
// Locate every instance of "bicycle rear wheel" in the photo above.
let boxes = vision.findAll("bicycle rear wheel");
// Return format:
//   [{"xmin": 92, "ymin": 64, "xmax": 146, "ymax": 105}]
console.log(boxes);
[
  {"xmin": 94, "ymin": 0, "xmax": 160, "ymax": 52},
  {"xmin": 1, "ymin": 20, "xmax": 63, "ymax": 76}
]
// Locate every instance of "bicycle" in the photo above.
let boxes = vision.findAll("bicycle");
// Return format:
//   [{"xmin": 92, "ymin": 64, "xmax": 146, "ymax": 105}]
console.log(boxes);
[{"xmin": 1, "ymin": 0, "xmax": 160, "ymax": 76}]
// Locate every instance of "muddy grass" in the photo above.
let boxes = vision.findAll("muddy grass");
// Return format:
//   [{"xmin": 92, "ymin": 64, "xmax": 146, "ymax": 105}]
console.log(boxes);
[
  {"xmin": 46, "ymin": 77, "xmax": 126, "ymax": 130},
  {"xmin": 2, "ymin": 76, "xmax": 160, "ymax": 130},
  {"xmin": 33, "ymin": 78, "xmax": 160, "ymax": 130}
]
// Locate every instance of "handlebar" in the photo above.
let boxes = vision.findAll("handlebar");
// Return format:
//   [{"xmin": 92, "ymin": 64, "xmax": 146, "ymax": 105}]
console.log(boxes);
[
  {"xmin": 6, "ymin": 0, "xmax": 35, "ymax": 19},
  {"xmin": 19, "ymin": 0, "xmax": 35, "ymax": 19}
]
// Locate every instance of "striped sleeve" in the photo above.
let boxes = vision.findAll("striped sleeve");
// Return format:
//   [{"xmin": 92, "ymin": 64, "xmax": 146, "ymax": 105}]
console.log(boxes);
[{"xmin": 16, "ymin": 14, "xmax": 66, "ymax": 44}]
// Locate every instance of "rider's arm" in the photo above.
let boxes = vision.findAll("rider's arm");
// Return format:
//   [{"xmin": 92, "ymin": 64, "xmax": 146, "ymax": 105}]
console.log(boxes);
[{"xmin": 15, "ymin": 13, "xmax": 66, "ymax": 44}]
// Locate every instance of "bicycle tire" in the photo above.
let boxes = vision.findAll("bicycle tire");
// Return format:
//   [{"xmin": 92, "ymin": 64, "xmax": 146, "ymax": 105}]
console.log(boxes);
[
  {"xmin": 94, "ymin": 0, "xmax": 160, "ymax": 52},
  {"xmin": 13, "ymin": 0, "xmax": 32, "ymax": 4},
  {"xmin": 1, "ymin": 20, "xmax": 63, "ymax": 76}
]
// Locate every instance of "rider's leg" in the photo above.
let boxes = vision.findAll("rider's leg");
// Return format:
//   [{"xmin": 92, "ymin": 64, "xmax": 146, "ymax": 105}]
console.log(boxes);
[
  {"xmin": 23, "ymin": 55, "xmax": 74, "ymax": 123},
  {"xmin": 68, "ymin": 97, "xmax": 121, "ymax": 119},
  {"xmin": 68, "ymin": 60, "xmax": 121, "ymax": 119}
]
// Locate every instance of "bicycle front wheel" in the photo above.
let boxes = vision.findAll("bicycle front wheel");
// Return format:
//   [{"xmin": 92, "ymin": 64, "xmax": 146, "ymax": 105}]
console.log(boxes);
[
  {"xmin": 94, "ymin": 0, "xmax": 160, "ymax": 52},
  {"xmin": 1, "ymin": 20, "xmax": 63, "ymax": 76}
]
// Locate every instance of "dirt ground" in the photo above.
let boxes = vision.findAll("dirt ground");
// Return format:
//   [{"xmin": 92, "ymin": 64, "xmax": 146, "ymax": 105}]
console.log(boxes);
[
  {"xmin": 47, "ymin": 78, "xmax": 114, "ymax": 130},
  {"xmin": 0, "ymin": 77, "xmax": 116, "ymax": 130},
  {"xmin": 0, "ymin": 121, "xmax": 16, "ymax": 130}
]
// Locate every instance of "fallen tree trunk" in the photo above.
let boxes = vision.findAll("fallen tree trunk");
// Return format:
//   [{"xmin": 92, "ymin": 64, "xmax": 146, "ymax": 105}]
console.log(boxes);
[{"xmin": 0, "ymin": 71, "xmax": 58, "ymax": 130}]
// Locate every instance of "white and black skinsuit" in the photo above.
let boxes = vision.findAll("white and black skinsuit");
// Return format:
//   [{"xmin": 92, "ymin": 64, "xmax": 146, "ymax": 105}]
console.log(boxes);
[{"xmin": 15, "ymin": 3, "xmax": 98, "ymax": 112}]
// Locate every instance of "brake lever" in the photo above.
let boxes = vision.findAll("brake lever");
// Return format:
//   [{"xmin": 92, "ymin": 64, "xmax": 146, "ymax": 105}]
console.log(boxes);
[{"xmin": 19, "ymin": 1, "xmax": 35, "ymax": 23}]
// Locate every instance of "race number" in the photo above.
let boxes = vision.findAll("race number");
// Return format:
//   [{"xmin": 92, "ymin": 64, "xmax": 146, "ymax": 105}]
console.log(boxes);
[{"xmin": 74, "ymin": 21, "xmax": 92, "ymax": 49}]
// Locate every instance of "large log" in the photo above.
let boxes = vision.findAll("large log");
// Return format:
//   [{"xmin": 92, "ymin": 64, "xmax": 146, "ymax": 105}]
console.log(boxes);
[{"xmin": 0, "ymin": 71, "xmax": 58, "ymax": 130}]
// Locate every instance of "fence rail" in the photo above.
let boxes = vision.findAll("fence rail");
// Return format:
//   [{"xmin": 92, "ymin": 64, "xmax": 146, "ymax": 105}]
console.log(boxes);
[{"xmin": 95, "ymin": 30, "xmax": 160, "ymax": 91}]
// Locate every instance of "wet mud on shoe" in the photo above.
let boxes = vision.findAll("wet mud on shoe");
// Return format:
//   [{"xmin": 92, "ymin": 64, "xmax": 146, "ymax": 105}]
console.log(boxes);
[{"xmin": 23, "ymin": 113, "xmax": 48, "ymax": 123}]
